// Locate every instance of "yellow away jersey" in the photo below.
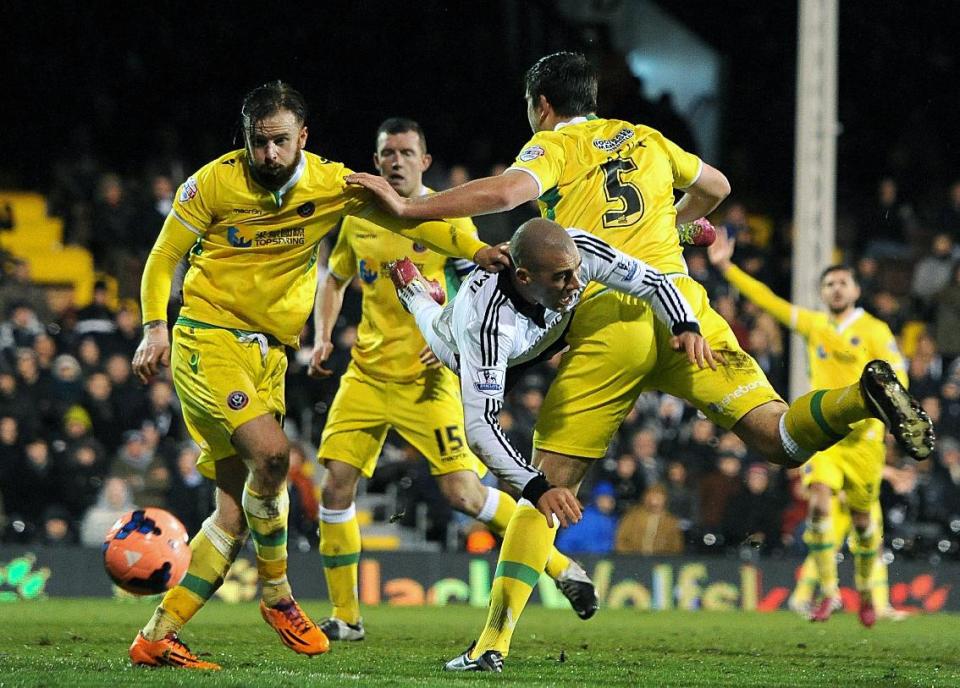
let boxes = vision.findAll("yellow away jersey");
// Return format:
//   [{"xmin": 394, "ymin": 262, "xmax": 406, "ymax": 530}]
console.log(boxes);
[
  {"xmin": 509, "ymin": 116, "xmax": 702, "ymax": 296},
  {"xmin": 794, "ymin": 307, "xmax": 907, "ymax": 390},
  {"xmin": 172, "ymin": 149, "xmax": 365, "ymax": 347},
  {"xmin": 329, "ymin": 201, "xmax": 478, "ymax": 382},
  {"xmin": 170, "ymin": 150, "xmax": 483, "ymax": 348},
  {"xmin": 725, "ymin": 266, "xmax": 907, "ymax": 388}
]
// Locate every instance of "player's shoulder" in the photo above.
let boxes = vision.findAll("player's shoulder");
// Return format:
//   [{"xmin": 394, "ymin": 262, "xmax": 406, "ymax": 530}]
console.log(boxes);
[
  {"xmin": 191, "ymin": 149, "xmax": 246, "ymax": 186},
  {"xmin": 304, "ymin": 150, "xmax": 348, "ymax": 177},
  {"xmin": 857, "ymin": 309, "xmax": 895, "ymax": 336}
]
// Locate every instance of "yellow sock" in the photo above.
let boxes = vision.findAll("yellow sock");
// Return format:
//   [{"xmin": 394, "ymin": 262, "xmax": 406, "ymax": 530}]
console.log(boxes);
[
  {"xmin": 784, "ymin": 384, "xmax": 869, "ymax": 453},
  {"xmin": 473, "ymin": 502, "xmax": 556, "ymax": 657},
  {"xmin": 802, "ymin": 518, "xmax": 838, "ymax": 597},
  {"xmin": 790, "ymin": 556, "xmax": 818, "ymax": 605},
  {"xmin": 319, "ymin": 504, "xmax": 362, "ymax": 624},
  {"xmin": 477, "ymin": 487, "xmax": 570, "ymax": 580},
  {"xmin": 242, "ymin": 482, "xmax": 291, "ymax": 606},
  {"xmin": 143, "ymin": 517, "xmax": 241, "ymax": 640},
  {"xmin": 850, "ymin": 524, "xmax": 881, "ymax": 594},
  {"xmin": 870, "ymin": 556, "xmax": 890, "ymax": 610}
]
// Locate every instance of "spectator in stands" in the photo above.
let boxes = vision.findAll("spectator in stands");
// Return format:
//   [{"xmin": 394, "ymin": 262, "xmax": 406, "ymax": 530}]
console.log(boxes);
[
  {"xmin": 908, "ymin": 332, "xmax": 945, "ymax": 400},
  {"xmin": 720, "ymin": 202, "xmax": 751, "ymax": 243},
  {"xmin": 143, "ymin": 379, "xmax": 183, "ymax": 443},
  {"xmin": 74, "ymin": 280, "xmax": 117, "ymax": 343},
  {"xmin": 664, "ymin": 460, "xmax": 698, "ymax": 536},
  {"xmin": 56, "ymin": 439, "xmax": 107, "ymax": 523},
  {"xmin": 935, "ymin": 263, "xmax": 960, "ymax": 368},
  {"xmin": 630, "ymin": 428, "xmax": 664, "ymax": 489},
  {"xmin": 0, "ymin": 260, "xmax": 53, "ymax": 324},
  {"xmin": 10, "ymin": 438, "xmax": 57, "ymax": 534},
  {"xmin": 50, "ymin": 354, "xmax": 84, "ymax": 414},
  {"xmin": 940, "ymin": 379, "xmax": 960, "ymax": 431},
  {"xmin": 33, "ymin": 333, "xmax": 57, "ymax": 372},
  {"xmin": 165, "ymin": 442, "xmax": 211, "ymax": 537},
  {"xmin": 14, "ymin": 348, "xmax": 55, "ymax": 435},
  {"xmin": 555, "ymin": 481, "xmax": 618, "ymax": 555},
  {"xmin": 923, "ymin": 436, "xmax": 960, "ymax": 533},
  {"xmin": 0, "ymin": 374, "xmax": 24, "ymax": 429},
  {"xmin": 42, "ymin": 504, "xmax": 77, "ymax": 545},
  {"xmin": 0, "ymin": 303, "xmax": 44, "ymax": 362},
  {"xmin": 615, "ymin": 484, "xmax": 684, "ymax": 555},
  {"xmin": 76, "ymin": 336, "xmax": 102, "ymax": 375},
  {"xmin": 779, "ymin": 471, "xmax": 809, "ymax": 553},
  {"xmin": 855, "ymin": 256, "xmax": 881, "ymax": 306},
  {"xmin": 89, "ymin": 173, "xmax": 136, "ymax": 274},
  {"xmin": 80, "ymin": 476, "xmax": 135, "ymax": 547},
  {"xmin": 0, "ymin": 416, "xmax": 21, "ymax": 526},
  {"xmin": 81, "ymin": 371, "xmax": 122, "ymax": 453},
  {"xmin": 598, "ymin": 454, "xmax": 646, "ymax": 514},
  {"xmin": 676, "ymin": 417, "xmax": 718, "ymax": 478},
  {"xmin": 861, "ymin": 176, "xmax": 919, "ymax": 258},
  {"xmin": 109, "ymin": 429, "xmax": 169, "ymax": 508},
  {"xmin": 870, "ymin": 290, "xmax": 907, "ymax": 335},
  {"xmin": 911, "ymin": 233, "xmax": 956, "ymax": 320},
  {"xmin": 881, "ymin": 441, "xmax": 921, "ymax": 543},
  {"xmin": 105, "ymin": 352, "xmax": 147, "ymax": 431},
  {"xmin": 698, "ymin": 453, "xmax": 743, "ymax": 534},
  {"xmin": 655, "ymin": 396, "xmax": 686, "ymax": 456},
  {"xmin": 722, "ymin": 463, "xmax": 783, "ymax": 553},
  {"xmin": 747, "ymin": 323, "xmax": 786, "ymax": 396},
  {"xmin": 137, "ymin": 174, "xmax": 175, "ymax": 255},
  {"xmin": 103, "ymin": 302, "xmax": 142, "ymax": 359}
]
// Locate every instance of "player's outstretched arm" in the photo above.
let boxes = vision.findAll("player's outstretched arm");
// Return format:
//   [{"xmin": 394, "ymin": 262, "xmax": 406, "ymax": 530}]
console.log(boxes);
[
  {"xmin": 132, "ymin": 215, "xmax": 198, "ymax": 384},
  {"xmin": 346, "ymin": 168, "xmax": 539, "ymax": 221},
  {"xmin": 708, "ymin": 227, "xmax": 811, "ymax": 333},
  {"xmin": 675, "ymin": 162, "xmax": 730, "ymax": 226},
  {"xmin": 308, "ymin": 272, "xmax": 349, "ymax": 378}
]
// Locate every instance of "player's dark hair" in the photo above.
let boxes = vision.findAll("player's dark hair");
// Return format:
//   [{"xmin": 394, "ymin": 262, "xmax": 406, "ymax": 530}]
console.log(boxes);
[
  {"xmin": 376, "ymin": 117, "xmax": 428, "ymax": 154},
  {"xmin": 239, "ymin": 80, "xmax": 307, "ymax": 139},
  {"xmin": 524, "ymin": 52, "xmax": 598, "ymax": 117},
  {"xmin": 820, "ymin": 264, "xmax": 858, "ymax": 284}
]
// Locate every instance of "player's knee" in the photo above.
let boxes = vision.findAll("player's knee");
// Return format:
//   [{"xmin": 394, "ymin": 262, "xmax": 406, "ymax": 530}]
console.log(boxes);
[
  {"xmin": 439, "ymin": 474, "xmax": 484, "ymax": 516},
  {"xmin": 254, "ymin": 445, "xmax": 290, "ymax": 486}
]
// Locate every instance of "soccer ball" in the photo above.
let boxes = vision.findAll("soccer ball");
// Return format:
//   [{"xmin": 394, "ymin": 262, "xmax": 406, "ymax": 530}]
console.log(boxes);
[{"xmin": 102, "ymin": 508, "xmax": 191, "ymax": 595}]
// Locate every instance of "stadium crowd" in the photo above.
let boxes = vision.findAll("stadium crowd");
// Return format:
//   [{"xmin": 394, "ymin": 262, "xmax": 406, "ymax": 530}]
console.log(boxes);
[{"xmin": 1, "ymin": 143, "xmax": 959, "ymax": 563}]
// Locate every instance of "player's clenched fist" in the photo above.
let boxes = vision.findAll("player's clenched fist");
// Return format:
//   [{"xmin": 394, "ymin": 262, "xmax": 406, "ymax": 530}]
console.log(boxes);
[
  {"xmin": 536, "ymin": 486, "xmax": 582, "ymax": 528},
  {"xmin": 132, "ymin": 322, "xmax": 170, "ymax": 384}
]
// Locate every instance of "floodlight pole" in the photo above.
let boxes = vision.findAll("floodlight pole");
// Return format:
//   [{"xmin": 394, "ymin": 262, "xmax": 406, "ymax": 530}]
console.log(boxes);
[{"xmin": 790, "ymin": 0, "xmax": 838, "ymax": 398}]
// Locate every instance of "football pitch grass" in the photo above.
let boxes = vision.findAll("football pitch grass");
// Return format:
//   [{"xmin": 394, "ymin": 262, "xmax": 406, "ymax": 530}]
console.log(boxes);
[{"xmin": 2, "ymin": 600, "xmax": 958, "ymax": 687}]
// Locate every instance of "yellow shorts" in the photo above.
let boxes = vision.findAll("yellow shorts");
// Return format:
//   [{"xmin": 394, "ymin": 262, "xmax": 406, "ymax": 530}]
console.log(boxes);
[
  {"xmin": 172, "ymin": 324, "xmax": 287, "ymax": 478},
  {"xmin": 802, "ymin": 419, "xmax": 885, "ymax": 512},
  {"xmin": 534, "ymin": 275, "xmax": 783, "ymax": 458},
  {"xmin": 318, "ymin": 362, "xmax": 485, "ymax": 479}
]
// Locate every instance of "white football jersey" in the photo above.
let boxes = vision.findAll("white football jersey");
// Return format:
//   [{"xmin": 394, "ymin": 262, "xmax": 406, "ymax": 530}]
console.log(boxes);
[{"xmin": 423, "ymin": 228, "xmax": 699, "ymax": 501}]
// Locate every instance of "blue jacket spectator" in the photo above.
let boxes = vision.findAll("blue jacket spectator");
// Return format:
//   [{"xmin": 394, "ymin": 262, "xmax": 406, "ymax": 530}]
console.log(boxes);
[{"xmin": 555, "ymin": 482, "xmax": 619, "ymax": 555}]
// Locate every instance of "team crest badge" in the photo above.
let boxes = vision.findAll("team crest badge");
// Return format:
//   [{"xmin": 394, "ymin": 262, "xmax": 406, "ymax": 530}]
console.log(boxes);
[
  {"xmin": 517, "ymin": 145, "xmax": 545, "ymax": 162},
  {"xmin": 227, "ymin": 391, "xmax": 249, "ymax": 410},
  {"xmin": 297, "ymin": 201, "xmax": 315, "ymax": 218},
  {"xmin": 179, "ymin": 176, "xmax": 198, "ymax": 203},
  {"xmin": 412, "ymin": 242, "xmax": 427, "ymax": 253}
]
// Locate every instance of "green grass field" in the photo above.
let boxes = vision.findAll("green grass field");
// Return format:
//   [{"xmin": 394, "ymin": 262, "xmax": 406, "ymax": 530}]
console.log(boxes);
[{"xmin": 2, "ymin": 600, "xmax": 958, "ymax": 687}]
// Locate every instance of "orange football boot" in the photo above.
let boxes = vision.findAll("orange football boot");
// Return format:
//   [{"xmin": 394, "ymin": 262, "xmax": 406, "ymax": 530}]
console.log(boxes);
[
  {"xmin": 260, "ymin": 599, "xmax": 330, "ymax": 656},
  {"xmin": 129, "ymin": 631, "xmax": 221, "ymax": 670}
]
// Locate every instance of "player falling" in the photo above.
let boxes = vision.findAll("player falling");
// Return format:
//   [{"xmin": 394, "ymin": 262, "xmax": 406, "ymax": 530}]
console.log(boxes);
[
  {"xmin": 308, "ymin": 119, "xmax": 596, "ymax": 642},
  {"xmin": 349, "ymin": 52, "xmax": 934, "ymax": 671}
]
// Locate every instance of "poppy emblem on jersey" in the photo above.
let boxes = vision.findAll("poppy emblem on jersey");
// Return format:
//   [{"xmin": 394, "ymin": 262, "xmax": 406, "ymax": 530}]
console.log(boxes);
[
  {"xmin": 412, "ymin": 242, "xmax": 427, "ymax": 253},
  {"xmin": 297, "ymin": 201, "xmax": 315, "ymax": 218},
  {"xmin": 179, "ymin": 176, "xmax": 198, "ymax": 203},
  {"xmin": 850, "ymin": 337, "xmax": 861, "ymax": 346},
  {"xmin": 474, "ymin": 367, "xmax": 505, "ymax": 396},
  {"xmin": 518, "ymin": 145, "xmax": 545, "ymax": 162},
  {"xmin": 227, "ymin": 391, "xmax": 249, "ymax": 410}
]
